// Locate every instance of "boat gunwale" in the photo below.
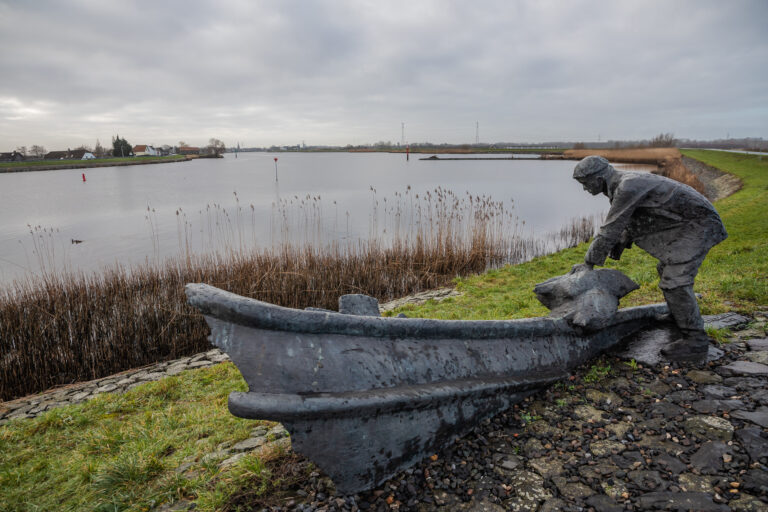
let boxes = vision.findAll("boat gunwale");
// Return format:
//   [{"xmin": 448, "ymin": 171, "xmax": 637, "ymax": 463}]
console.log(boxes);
[
  {"xmin": 228, "ymin": 371, "xmax": 564, "ymax": 420},
  {"xmin": 186, "ymin": 283, "xmax": 668, "ymax": 340}
]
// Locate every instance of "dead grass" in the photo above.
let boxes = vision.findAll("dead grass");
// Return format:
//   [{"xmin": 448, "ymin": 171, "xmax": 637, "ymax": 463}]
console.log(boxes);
[{"xmin": 0, "ymin": 188, "xmax": 598, "ymax": 401}]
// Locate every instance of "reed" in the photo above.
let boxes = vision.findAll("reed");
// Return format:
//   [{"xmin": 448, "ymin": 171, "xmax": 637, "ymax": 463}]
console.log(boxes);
[{"xmin": 0, "ymin": 188, "xmax": 598, "ymax": 401}]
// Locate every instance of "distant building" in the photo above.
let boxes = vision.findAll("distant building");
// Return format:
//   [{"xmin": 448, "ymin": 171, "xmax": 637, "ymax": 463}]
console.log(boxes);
[
  {"xmin": 133, "ymin": 145, "xmax": 158, "ymax": 156},
  {"xmin": 81, "ymin": 152, "xmax": 95, "ymax": 160},
  {"xmin": 44, "ymin": 149, "xmax": 89, "ymax": 160},
  {"xmin": 177, "ymin": 146, "xmax": 200, "ymax": 155},
  {"xmin": 0, "ymin": 151, "xmax": 25, "ymax": 162}
]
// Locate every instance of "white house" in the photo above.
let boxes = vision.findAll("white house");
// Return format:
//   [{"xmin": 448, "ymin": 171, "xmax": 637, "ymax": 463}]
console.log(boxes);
[
  {"xmin": 133, "ymin": 145, "xmax": 158, "ymax": 156},
  {"xmin": 81, "ymin": 152, "xmax": 95, "ymax": 160}
]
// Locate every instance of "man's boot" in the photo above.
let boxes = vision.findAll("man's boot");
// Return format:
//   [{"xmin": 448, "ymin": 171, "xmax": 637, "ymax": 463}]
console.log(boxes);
[{"xmin": 660, "ymin": 286, "xmax": 709, "ymax": 364}]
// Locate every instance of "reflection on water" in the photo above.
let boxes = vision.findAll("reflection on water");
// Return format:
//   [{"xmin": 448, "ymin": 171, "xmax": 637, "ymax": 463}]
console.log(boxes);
[{"xmin": 0, "ymin": 153, "xmax": 614, "ymax": 285}]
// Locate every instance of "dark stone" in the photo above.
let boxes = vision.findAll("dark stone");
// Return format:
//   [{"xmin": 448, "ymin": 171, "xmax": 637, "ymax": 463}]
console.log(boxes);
[
  {"xmin": 752, "ymin": 388, "xmax": 768, "ymax": 405},
  {"xmin": 655, "ymin": 453, "xmax": 687, "ymax": 475},
  {"xmin": 690, "ymin": 399, "xmax": 745, "ymax": 413},
  {"xmin": 741, "ymin": 468, "xmax": 768, "ymax": 495},
  {"xmin": 628, "ymin": 470, "xmax": 665, "ymax": 491},
  {"xmin": 338, "ymin": 294, "xmax": 381, "ymax": 316},
  {"xmin": 731, "ymin": 407, "xmax": 768, "ymax": 428},
  {"xmin": 689, "ymin": 441, "xmax": 729, "ymax": 474},
  {"xmin": 724, "ymin": 377, "xmax": 767, "ymax": 390},
  {"xmin": 735, "ymin": 428, "xmax": 768, "ymax": 462},
  {"xmin": 635, "ymin": 491, "xmax": 730, "ymax": 511},
  {"xmin": 612, "ymin": 451, "xmax": 644, "ymax": 469},
  {"xmin": 665, "ymin": 390, "xmax": 699, "ymax": 404},
  {"xmin": 703, "ymin": 312, "xmax": 751, "ymax": 330},
  {"xmin": 746, "ymin": 338, "xmax": 768, "ymax": 351},
  {"xmin": 701, "ymin": 385, "xmax": 738, "ymax": 399},
  {"xmin": 721, "ymin": 361, "xmax": 768, "ymax": 376},
  {"xmin": 650, "ymin": 402, "xmax": 685, "ymax": 419},
  {"xmin": 585, "ymin": 494, "xmax": 623, "ymax": 512}
]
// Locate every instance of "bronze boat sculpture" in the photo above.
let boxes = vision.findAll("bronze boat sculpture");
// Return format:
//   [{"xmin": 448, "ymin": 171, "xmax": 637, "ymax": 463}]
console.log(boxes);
[{"xmin": 185, "ymin": 268, "xmax": 669, "ymax": 494}]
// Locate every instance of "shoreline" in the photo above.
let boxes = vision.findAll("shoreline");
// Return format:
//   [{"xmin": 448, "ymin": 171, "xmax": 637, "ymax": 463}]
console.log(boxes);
[{"xmin": 0, "ymin": 156, "xmax": 192, "ymax": 174}]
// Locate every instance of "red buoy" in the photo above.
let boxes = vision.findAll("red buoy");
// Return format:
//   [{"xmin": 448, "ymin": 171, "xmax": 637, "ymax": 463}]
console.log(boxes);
[{"xmin": 82, "ymin": 173, "xmax": 86, "ymax": 182}]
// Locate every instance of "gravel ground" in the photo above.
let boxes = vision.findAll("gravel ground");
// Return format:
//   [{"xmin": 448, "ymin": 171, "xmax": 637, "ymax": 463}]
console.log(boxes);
[{"xmin": 249, "ymin": 310, "xmax": 768, "ymax": 512}]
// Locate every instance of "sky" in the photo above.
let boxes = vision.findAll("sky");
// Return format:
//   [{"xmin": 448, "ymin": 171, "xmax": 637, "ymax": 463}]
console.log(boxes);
[{"xmin": 1, "ymin": 0, "xmax": 766, "ymax": 150}]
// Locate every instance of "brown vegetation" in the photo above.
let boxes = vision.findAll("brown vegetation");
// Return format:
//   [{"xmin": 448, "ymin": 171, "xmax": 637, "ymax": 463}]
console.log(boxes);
[
  {"xmin": 563, "ymin": 147, "xmax": 708, "ymax": 197},
  {"xmin": 0, "ymin": 189, "xmax": 598, "ymax": 401}
]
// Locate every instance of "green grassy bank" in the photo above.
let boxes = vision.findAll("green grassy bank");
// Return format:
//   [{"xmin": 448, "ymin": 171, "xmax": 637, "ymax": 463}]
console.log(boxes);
[
  {"xmin": 0, "ymin": 155, "xmax": 187, "ymax": 172},
  {"xmin": 0, "ymin": 150, "xmax": 765, "ymax": 511}
]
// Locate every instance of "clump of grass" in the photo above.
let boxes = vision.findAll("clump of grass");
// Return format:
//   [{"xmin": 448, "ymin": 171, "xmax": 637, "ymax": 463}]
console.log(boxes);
[
  {"xmin": 1, "ymin": 188, "xmax": 598, "ymax": 401},
  {"xmin": 583, "ymin": 360, "xmax": 612, "ymax": 383},
  {"xmin": 706, "ymin": 326, "xmax": 732, "ymax": 344}
]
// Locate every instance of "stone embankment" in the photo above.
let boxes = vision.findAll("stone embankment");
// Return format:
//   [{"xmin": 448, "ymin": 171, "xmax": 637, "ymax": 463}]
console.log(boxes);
[{"xmin": 0, "ymin": 156, "xmax": 191, "ymax": 174}]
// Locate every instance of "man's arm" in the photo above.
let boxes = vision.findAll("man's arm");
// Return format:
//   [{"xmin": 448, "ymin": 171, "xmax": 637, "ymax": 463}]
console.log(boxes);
[{"xmin": 584, "ymin": 183, "xmax": 647, "ymax": 266}]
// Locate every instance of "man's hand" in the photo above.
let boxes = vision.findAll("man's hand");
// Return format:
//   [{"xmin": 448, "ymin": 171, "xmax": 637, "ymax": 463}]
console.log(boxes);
[{"xmin": 569, "ymin": 262, "xmax": 594, "ymax": 274}]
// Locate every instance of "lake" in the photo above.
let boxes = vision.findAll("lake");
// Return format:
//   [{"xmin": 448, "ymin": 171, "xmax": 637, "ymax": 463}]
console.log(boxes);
[{"xmin": 0, "ymin": 152, "xmax": 652, "ymax": 285}]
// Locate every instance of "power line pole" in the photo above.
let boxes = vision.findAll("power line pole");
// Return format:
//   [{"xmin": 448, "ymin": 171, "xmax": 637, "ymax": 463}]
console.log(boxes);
[
  {"xmin": 401, "ymin": 122, "xmax": 405, "ymax": 146},
  {"xmin": 475, "ymin": 121, "xmax": 479, "ymax": 144}
]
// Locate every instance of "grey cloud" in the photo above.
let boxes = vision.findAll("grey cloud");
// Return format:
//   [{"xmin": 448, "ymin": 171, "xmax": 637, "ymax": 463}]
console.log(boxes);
[{"xmin": 0, "ymin": 0, "xmax": 766, "ymax": 149}]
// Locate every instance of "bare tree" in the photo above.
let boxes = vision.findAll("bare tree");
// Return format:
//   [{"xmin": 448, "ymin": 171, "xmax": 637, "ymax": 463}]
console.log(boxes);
[
  {"xmin": 15, "ymin": 146, "xmax": 27, "ymax": 156},
  {"xmin": 650, "ymin": 133, "xmax": 678, "ymax": 147},
  {"xmin": 207, "ymin": 138, "xmax": 226, "ymax": 156},
  {"xmin": 30, "ymin": 145, "xmax": 46, "ymax": 159},
  {"xmin": 93, "ymin": 140, "xmax": 106, "ymax": 158}
]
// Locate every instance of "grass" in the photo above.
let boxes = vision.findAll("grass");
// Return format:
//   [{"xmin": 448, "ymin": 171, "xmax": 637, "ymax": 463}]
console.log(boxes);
[
  {"xmin": 0, "ymin": 155, "xmax": 186, "ymax": 170},
  {"xmin": 0, "ymin": 150, "xmax": 765, "ymax": 510}
]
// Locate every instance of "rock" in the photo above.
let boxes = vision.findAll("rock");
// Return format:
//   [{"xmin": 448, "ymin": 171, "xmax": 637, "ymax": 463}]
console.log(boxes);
[
  {"xmin": 522, "ymin": 438, "xmax": 544, "ymax": 457},
  {"xmin": 745, "ymin": 351, "xmax": 768, "ymax": 364},
  {"xmin": 704, "ymin": 312, "xmax": 750, "ymax": 330},
  {"xmin": 585, "ymin": 494, "xmax": 623, "ymax": 512},
  {"xmin": 590, "ymin": 440, "xmax": 626, "ymax": 457},
  {"xmin": 219, "ymin": 452, "xmax": 248, "ymax": 468},
  {"xmin": 528, "ymin": 457, "xmax": 564, "ymax": 479},
  {"xmin": 605, "ymin": 422, "xmax": 631, "ymax": 439},
  {"xmin": 728, "ymin": 493, "xmax": 768, "ymax": 512},
  {"xmin": 628, "ymin": 470, "xmax": 665, "ymax": 491},
  {"xmin": 166, "ymin": 364, "xmax": 188, "ymax": 376},
  {"xmin": 683, "ymin": 415, "xmax": 734, "ymax": 441},
  {"xmin": 686, "ymin": 369, "xmax": 722, "ymax": 384},
  {"xmin": 552, "ymin": 476, "xmax": 594, "ymax": 500},
  {"xmin": 601, "ymin": 479, "xmax": 628, "ymax": 501},
  {"xmin": 538, "ymin": 498, "xmax": 567, "ymax": 512},
  {"xmin": 655, "ymin": 453, "xmax": 687, "ymax": 475},
  {"xmin": 585, "ymin": 389, "xmax": 622, "ymax": 406},
  {"xmin": 574, "ymin": 404, "xmax": 607, "ymax": 423},
  {"xmin": 650, "ymin": 402, "xmax": 684, "ymax": 419},
  {"xmin": 724, "ymin": 376, "xmax": 766, "ymax": 390},
  {"xmin": 462, "ymin": 500, "xmax": 506, "ymax": 512},
  {"xmin": 731, "ymin": 407, "xmax": 768, "ymax": 428},
  {"xmin": 665, "ymin": 390, "xmax": 699, "ymax": 403},
  {"xmin": 231, "ymin": 437, "xmax": 267, "ymax": 452},
  {"xmin": 96, "ymin": 384, "xmax": 117, "ymax": 393},
  {"xmin": 499, "ymin": 455, "xmax": 523, "ymax": 471},
  {"xmin": 338, "ymin": 294, "xmax": 381, "ymax": 316},
  {"xmin": 690, "ymin": 441, "xmax": 729, "ymax": 474},
  {"xmin": 721, "ymin": 361, "xmax": 768, "ymax": 376},
  {"xmin": 647, "ymin": 379, "xmax": 672, "ymax": 395},
  {"xmin": 691, "ymin": 399, "xmax": 745, "ymax": 413},
  {"xmin": 636, "ymin": 491, "xmax": 730, "ymax": 511},
  {"xmin": 71, "ymin": 391, "xmax": 91, "ymax": 401},
  {"xmin": 678, "ymin": 473, "xmax": 715, "ymax": 493},
  {"xmin": 508, "ymin": 470, "xmax": 551, "ymax": 503},
  {"xmin": 735, "ymin": 427, "xmax": 768, "ymax": 462},
  {"xmin": 742, "ymin": 468, "xmax": 768, "ymax": 495},
  {"xmin": 747, "ymin": 338, "xmax": 768, "ymax": 351},
  {"xmin": 702, "ymin": 384, "xmax": 738, "ymax": 399},
  {"xmin": 188, "ymin": 360, "xmax": 212, "ymax": 368}
]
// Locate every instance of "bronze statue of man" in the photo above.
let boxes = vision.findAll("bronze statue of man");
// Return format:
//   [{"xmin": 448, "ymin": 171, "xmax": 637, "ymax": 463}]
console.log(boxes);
[{"xmin": 572, "ymin": 156, "xmax": 727, "ymax": 363}]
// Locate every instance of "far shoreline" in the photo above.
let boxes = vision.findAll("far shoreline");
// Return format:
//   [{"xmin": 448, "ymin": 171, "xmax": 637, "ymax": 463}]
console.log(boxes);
[{"xmin": 0, "ymin": 155, "xmax": 194, "ymax": 174}]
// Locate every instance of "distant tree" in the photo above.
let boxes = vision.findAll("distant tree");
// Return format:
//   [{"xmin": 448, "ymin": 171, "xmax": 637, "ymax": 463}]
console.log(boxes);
[
  {"xmin": 30, "ymin": 145, "xmax": 46, "ymax": 159},
  {"xmin": 15, "ymin": 146, "xmax": 27, "ymax": 156},
  {"xmin": 649, "ymin": 133, "xmax": 677, "ymax": 148},
  {"xmin": 93, "ymin": 139, "xmax": 106, "ymax": 158},
  {"xmin": 573, "ymin": 142, "xmax": 586, "ymax": 149},
  {"xmin": 207, "ymin": 138, "xmax": 226, "ymax": 156},
  {"xmin": 75, "ymin": 144, "xmax": 93, "ymax": 152},
  {"xmin": 112, "ymin": 135, "xmax": 132, "ymax": 157},
  {"xmin": 178, "ymin": 141, "xmax": 188, "ymax": 148}
]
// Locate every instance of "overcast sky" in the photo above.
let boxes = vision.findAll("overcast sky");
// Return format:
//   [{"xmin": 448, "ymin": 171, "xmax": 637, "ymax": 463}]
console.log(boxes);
[{"xmin": 1, "ymin": 0, "xmax": 766, "ymax": 150}]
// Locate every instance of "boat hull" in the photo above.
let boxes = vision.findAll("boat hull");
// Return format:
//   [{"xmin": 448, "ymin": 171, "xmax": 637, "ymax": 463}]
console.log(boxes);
[{"xmin": 186, "ymin": 283, "xmax": 668, "ymax": 493}]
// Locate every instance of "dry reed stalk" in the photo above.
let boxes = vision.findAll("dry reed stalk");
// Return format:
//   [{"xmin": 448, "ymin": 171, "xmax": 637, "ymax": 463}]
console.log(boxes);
[{"xmin": 0, "ymin": 189, "xmax": 598, "ymax": 401}]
